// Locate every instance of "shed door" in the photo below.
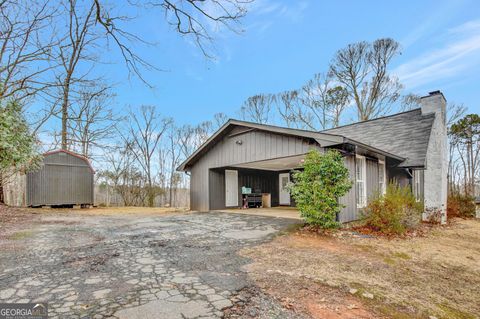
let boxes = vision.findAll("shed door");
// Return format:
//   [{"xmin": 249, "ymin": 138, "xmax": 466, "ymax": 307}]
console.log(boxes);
[
  {"xmin": 225, "ymin": 170, "xmax": 238, "ymax": 207},
  {"xmin": 279, "ymin": 173, "xmax": 291, "ymax": 205}
]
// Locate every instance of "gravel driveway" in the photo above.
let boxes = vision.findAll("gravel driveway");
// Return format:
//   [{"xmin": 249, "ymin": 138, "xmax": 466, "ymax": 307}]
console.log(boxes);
[{"xmin": 0, "ymin": 211, "xmax": 299, "ymax": 318}]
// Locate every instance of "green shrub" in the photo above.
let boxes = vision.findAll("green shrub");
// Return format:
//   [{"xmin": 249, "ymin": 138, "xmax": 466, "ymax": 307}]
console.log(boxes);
[
  {"xmin": 362, "ymin": 183, "xmax": 423, "ymax": 235},
  {"xmin": 447, "ymin": 193, "xmax": 475, "ymax": 218},
  {"xmin": 289, "ymin": 149, "xmax": 352, "ymax": 228}
]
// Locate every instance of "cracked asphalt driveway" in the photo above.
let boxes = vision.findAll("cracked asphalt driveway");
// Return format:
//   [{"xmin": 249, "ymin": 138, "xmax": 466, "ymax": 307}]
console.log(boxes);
[{"xmin": 0, "ymin": 211, "xmax": 299, "ymax": 318}]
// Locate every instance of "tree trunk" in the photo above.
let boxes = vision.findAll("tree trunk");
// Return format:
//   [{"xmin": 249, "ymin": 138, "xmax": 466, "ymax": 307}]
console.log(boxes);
[
  {"xmin": 468, "ymin": 141, "xmax": 474, "ymax": 196},
  {"xmin": 0, "ymin": 174, "xmax": 4, "ymax": 204},
  {"xmin": 61, "ymin": 75, "xmax": 72, "ymax": 150},
  {"xmin": 147, "ymin": 178, "xmax": 154, "ymax": 207},
  {"xmin": 169, "ymin": 171, "xmax": 173, "ymax": 207}
]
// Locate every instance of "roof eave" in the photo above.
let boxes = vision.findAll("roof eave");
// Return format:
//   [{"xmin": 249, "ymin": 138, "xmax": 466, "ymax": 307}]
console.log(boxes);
[{"xmin": 343, "ymin": 138, "xmax": 406, "ymax": 162}]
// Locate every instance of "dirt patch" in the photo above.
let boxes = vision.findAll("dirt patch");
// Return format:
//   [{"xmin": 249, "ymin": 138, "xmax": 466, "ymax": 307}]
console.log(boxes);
[
  {"xmin": 241, "ymin": 218, "xmax": 480, "ymax": 319},
  {"xmin": 0, "ymin": 205, "xmax": 183, "ymax": 252},
  {"xmin": 225, "ymin": 286, "xmax": 308, "ymax": 319},
  {"xmin": 0, "ymin": 205, "xmax": 40, "ymax": 241}
]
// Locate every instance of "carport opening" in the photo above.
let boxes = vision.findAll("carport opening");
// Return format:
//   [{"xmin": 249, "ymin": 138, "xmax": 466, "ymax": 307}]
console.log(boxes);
[{"xmin": 209, "ymin": 154, "xmax": 306, "ymax": 211}]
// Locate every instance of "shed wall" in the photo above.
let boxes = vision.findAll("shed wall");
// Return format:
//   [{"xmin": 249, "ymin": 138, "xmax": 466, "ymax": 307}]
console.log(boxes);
[{"xmin": 27, "ymin": 152, "xmax": 94, "ymax": 206}]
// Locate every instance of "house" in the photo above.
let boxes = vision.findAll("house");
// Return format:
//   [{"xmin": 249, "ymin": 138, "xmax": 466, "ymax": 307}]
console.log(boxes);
[
  {"xmin": 178, "ymin": 91, "xmax": 448, "ymax": 223},
  {"xmin": 3, "ymin": 149, "xmax": 95, "ymax": 207}
]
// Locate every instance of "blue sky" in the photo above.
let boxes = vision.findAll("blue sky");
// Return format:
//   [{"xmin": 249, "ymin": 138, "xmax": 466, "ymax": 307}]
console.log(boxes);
[{"xmin": 102, "ymin": 0, "xmax": 480, "ymax": 126}]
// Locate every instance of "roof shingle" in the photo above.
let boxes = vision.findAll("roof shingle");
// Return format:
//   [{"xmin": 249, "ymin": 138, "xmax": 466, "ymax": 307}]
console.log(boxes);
[{"xmin": 323, "ymin": 109, "xmax": 435, "ymax": 167}]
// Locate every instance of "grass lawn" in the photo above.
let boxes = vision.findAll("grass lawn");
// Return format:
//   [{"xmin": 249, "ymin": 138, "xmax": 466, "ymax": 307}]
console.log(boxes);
[{"xmin": 241, "ymin": 218, "xmax": 480, "ymax": 319}]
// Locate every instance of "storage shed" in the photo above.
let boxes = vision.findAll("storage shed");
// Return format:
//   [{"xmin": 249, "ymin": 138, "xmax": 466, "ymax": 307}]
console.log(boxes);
[{"xmin": 3, "ymin": 149, "xmax": 95, "ymax": 207}]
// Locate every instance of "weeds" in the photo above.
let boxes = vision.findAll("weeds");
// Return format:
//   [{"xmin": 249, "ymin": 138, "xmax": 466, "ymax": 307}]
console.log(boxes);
[
  {"xmin": 362, "ymin": 183, "xmax": 423, "ymax": 235},
  {"xmin": 7, "ymin": 230, "xmax": 33, "ymax": 240},
  {"xmin": 447, "ymin": 193, "xmax": 476, "ymax": 218}
]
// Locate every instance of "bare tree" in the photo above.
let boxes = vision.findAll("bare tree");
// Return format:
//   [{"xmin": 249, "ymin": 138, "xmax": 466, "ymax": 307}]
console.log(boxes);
[
  {"xmin": 330, "ymin": 38, "xmax": 402, "ymax": 121},
  {"xmin": 91, "ymin": 0, "xmax": 251, "ymax": 74},
  {"xmin": 0, "ymin": 0, "xmax": 58, "ymax": 101},
  {"xmin": 299, "ymin": 73, "xmax": 349, "ymax": 130},
  {"xmin": 239, "ymin": 94, "xmax": 276, "ymax": 124},
  {"xmin": 68, "ymin": 85, "xmax": 118, "ymax": 158},
  {"xmin": 277, "ymin": 90, "xmax": 303, "ymax": 128},
  {"xmin": 166, "ymin": 125, "xmax": 184, "ymax": 206},
  {"xmin": 157, "ymin": 147, "xmax": 169, "ymax": 205},
  {"xmin": 176, "ymin": 125, "xmax": 196, "ymax": 158},
  {"xmin": 194, "ymin": 120, "xmax": 214, "ymax": 147},
  {"xmin": 446, "ymin": 103, "xmax": 467, "ymax": 127},
  {"xmin": 213, "ymin": 112, "xmax": 228, "ymax": 129},
  {"xmin": 103, "ymin": 143, "xmax": 148, "ymax": 206},
  {"xmin": 299, "ymin": 74, "xmax": 330, "ymax": 130},
  {"xmin": 124, "ymin": 105, "xmax": 171, "ymax": 207},
  {"xmin": 449, "ymin": 114, "xmax": 480, "ymax": 196},
  {"xmin": 53, "ymin": 0, "xmax": 101, "ymax": 150},
  {"xmin": 327, "ymin": 85, "xmax": 349, "ymax": 127},
  {"xmin": 399, "ymin": 93, "xmax": 421, "ymax": 112},
  {"xmin": 144, "ymin": 0, "xmax": 250, "ymax": 58}
]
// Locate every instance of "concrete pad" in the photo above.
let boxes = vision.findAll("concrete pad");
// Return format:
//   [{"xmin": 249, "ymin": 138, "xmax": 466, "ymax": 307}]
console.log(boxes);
[{"xmin": 217, "ymin": 207, "xmax": 301, "ymax": 220}]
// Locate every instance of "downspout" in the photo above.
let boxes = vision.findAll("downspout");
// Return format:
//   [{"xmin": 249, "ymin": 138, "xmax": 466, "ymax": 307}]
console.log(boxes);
[{"xmin": 404, "ymin": 168, "xmax": 413, "ymax": 179}]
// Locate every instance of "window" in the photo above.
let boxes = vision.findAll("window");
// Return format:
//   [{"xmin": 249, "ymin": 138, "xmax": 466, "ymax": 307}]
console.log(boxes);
[
  {"xmin": 356, "ymin": 155, "xmax": 367, "ymax": 208},
  {"xmin": 378, "ymin": 160, "xmax": 386, "ymax": 195}
]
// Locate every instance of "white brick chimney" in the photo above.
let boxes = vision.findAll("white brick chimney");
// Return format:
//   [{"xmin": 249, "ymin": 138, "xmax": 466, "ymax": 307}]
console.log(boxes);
[{"xmin": 420, "ymin": 90, "xmax": 448, "ymax": 224}]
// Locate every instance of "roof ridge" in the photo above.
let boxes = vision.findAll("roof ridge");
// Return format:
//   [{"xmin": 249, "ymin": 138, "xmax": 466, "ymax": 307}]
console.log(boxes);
[
  {"xmin": 43, "ymin": 149, "xmax": 95, "ymax": 173},
  {"xmin": 322, "ymin": 108, "xmax": 422, "ymax": 132},
  {"xmin": 228, "ymin": 118, "xmax": 318, "ymax": 134}
]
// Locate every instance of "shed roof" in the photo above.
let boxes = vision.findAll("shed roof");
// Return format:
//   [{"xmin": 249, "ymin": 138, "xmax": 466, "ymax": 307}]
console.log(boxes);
[
  {"xmin": 43, "ymin": 149, "xmax": 95, "ymax": 173},
  {"xmin": 323, "ymin": 109, "xmax": 435, "ymax": 167}
]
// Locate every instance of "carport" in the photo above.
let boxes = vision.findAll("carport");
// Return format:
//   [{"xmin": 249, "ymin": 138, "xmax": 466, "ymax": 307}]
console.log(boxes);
[
  {"xmin": 208, "ymin": 154, "xmax": 306, "ymax": 211},
  {"xmin": 177, "ymin": 119, "xmax": 344, "ymax": 213}
]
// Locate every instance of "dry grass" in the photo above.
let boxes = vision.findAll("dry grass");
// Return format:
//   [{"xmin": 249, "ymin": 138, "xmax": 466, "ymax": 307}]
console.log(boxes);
[
  {"xmin": 7, "ymin": 230, "xmax": 34, "ymax": 240},
  {"xmin": 241, "ymin": 218, "xmax": 480, "ymax": 319},
  {"xmin": 72, "ymin": 206, "xmax": 189, "ymax": 216},
  {"xmin": 2, "ymin": 206, "xmax": 189, "ymax": 216},
  {"xmin": 0, "ymin": 205, "xmax": 187, "ymax": 244}
]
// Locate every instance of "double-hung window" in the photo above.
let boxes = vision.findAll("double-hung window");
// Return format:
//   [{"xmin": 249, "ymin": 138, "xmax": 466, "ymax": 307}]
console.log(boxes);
[
  {"xmin": 378, "ymin": 160, "xmax": 386, "ymax": 195},
  {"xmin": 356, "ymin": 155, "xmax": 367, "ymax": 208}
]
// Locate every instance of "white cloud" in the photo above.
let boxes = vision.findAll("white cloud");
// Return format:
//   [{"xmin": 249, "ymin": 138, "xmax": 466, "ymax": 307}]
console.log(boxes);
[
  {"xmin": 448, "ymin": 19, "xmax": 480, "ymax": 35},
  {"xmin": 246, "ymin": 0, "xmax": 309, "ymax": 35},
  {"xmin": 394, "ymin": 19, "xmax": 480, "ymax": 89},
  {"xmin": 400, "ymin": 1, "xmax": 459, "ymax": 48}
]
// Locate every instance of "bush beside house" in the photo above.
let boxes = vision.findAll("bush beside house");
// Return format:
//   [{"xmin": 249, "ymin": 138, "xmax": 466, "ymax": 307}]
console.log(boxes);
[
  {"xmin": 447, "ymin": 193, "xmax": 476, "ymax": 218},
  {"xmin": 289, "ymin": 149, "xmax": 352, "ymax": 229},
  {"xmin": 362, "ymin": 183, "xmax": 423, "ymax": 235}
]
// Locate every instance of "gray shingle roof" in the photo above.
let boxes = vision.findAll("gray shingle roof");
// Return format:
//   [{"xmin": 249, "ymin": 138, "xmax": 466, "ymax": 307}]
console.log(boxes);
[{"xmin": 323, "ymin": 109, "xmax": 435, "ymax": 167}]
